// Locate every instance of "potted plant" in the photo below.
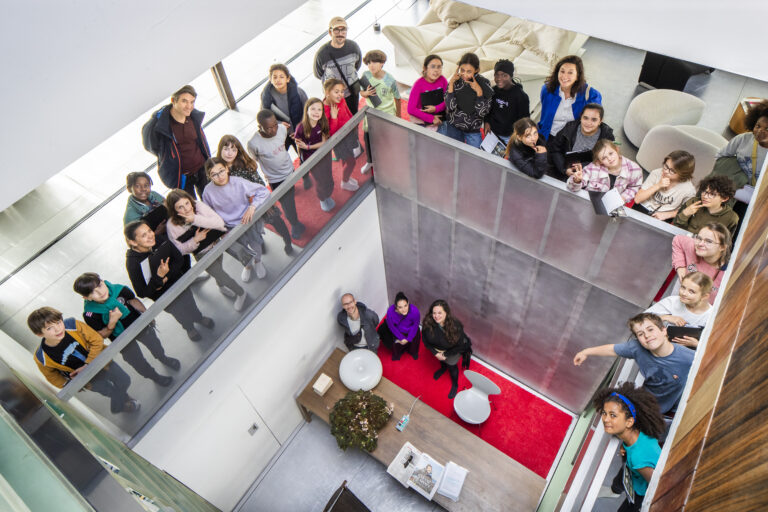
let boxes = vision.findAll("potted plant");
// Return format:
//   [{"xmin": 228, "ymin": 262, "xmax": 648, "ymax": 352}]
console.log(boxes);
[{"xmin": 329, "ymin": 390, "xmax": 393, "ymax": 452}]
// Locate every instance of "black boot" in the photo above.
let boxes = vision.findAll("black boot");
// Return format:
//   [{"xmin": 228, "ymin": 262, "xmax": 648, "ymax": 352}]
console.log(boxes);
[
  {"xmin": 161, "ymin": 356, "xmax": 181, "ymax": 371},
  {"xmin": 448, "ymin": 365, "xmax": 459, "ymax": 399},
  {"xmin": 433, "ymin": 362, "xmax": 448, "ymax": 380},
  {"xmin": 152, "ymin": 372, "xmax": 173, "ymax": 387}
]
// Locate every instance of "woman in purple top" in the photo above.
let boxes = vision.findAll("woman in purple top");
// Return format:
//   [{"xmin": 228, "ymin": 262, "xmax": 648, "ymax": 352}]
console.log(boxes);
[
  {"xmin": 407, "ymin": 55, "xmax": 448, "ymax": 129},
  {"xmin": 377, "ymin": 291, "xmax": 421, "ymax": 361}
]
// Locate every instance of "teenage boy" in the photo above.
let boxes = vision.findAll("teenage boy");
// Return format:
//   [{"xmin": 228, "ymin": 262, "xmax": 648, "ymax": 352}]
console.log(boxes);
[
  {"xmin": 314, "ymin": 16, "xmax": 362, "ymax": 114},
  {"xmin": 28, "ymin": 306, "xmax": 139, "ymax": 414},
  {"xmin": 547, "ymin": 103, "xmax": 615, "ymax": 181},
  {"xmin": 573, "ymin": 313, "xmax": 694, "ymax": 416},
  {"xmin": 674, "ymin": 175, "xmax": 739, "ymax": 237},
  {"xmin": 142, "ymin": 85, "xmax": 211, "ymax": 198},
  {"xmin": 483, "ymin": 59, "xmax": 530, "ymax": 144},
  {"xmin": 247, "ymin": 110, "xmax": 306, "ymax": 239},
  {"xmin": 74, "ymin": 272, "xmax": 180, "ymax": 387},
  {"xmin": 359, "ymin": 49, "xmax": 400, "ymax": 174},
  {"xmin": 124, "ymin": 220, "xmax": 214, "ymax": 341}
]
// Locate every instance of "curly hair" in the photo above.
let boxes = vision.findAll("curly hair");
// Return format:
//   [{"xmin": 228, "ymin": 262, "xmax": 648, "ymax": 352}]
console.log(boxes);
[
  {"xmin": 745, "ymin": 100, "xmax": 768, "ymax": 131},
  {"xmin": 545, "ymin": 55, "xmax": 586, "ymax": 98},
  {"xmin": 125, "ymin": 171, "xmax": 152, "ymax": 193},
  {"xmin": 422, "ymin": 299, "xmax": 463, "ymax": 345},
  {"xmin": 697, "ymin": 175, "xmax": 736, "ymax": 201},
  {"xmin": 593, "ymin": 382, "xmax": 665, "ymax": 439}
]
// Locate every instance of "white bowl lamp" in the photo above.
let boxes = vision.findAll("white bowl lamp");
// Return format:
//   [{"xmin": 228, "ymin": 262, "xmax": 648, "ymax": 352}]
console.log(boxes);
[{"xmin": 339, "ymin": 350, "xmax": 383, "ymax": 391}]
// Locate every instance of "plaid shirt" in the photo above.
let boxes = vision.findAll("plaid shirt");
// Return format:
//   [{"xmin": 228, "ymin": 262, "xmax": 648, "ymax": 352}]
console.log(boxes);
[{"xmin": 566, "ymin": 156, "xmax": 643, "ymax": 203}]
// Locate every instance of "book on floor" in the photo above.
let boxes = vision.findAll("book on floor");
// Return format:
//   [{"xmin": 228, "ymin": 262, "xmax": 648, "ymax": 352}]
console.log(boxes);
[{"xmin": 386, "ymin": 442, "xmax": 467, "ymax": 502}]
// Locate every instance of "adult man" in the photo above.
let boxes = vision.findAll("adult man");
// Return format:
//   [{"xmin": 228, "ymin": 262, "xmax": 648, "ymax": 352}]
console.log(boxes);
[
  {"xmin": 142, "ymin": 85, "xmax": 211, "ymax": 198},
  {"xmin": 573, "ymin": 313, "xmax": 694, "ymax": 415},
  {"xmin": 314, "ymin": 16, "xmax": 362, "ymax": 114},
  {"xmin": 547, "ymin": 103, "xmax": 615, "ymax": 181},
  {"xmin": 336, "ymin": 293, "xmax": 380, "ymax": 352}
]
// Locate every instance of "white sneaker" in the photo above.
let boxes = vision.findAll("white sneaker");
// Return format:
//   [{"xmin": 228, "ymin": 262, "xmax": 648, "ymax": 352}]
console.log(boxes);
[
  {"xmin": 361, "ymin": 163, "xmax": 372, "ymax": 174},
  {"xmin": 255, "ymin": 260, "xmax": 267, "ymax": 279},
  {"xmin": 340, "ymin": 180, "xmax": 359, "ymax": 191},
  {"xmin": 597, "ymin": 486, "xmax": 622, "ymax": 499},
  {"xmin": 320, "ymin": 197, "xmax": 336, "ymax": 212},
  {"xmin": 219, "ymin": 286, "xmax": 236, "ymax": 298},
  {"xmin": 234, "ymin": 292, "xmax": 247, "ymax": 312},
  {"xmin": 241, "ymin": 264, "xmax": 253, "ymax": 282},
  {"xmin": 348, "ymin": 177, "xmax": 359, "ymax": 186}
]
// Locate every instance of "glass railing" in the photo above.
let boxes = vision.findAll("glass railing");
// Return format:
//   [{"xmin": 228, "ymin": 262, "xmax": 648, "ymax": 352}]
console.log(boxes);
[{"xmin": 57, "ymin": 110, "xmax": 373, "ymax": 440}]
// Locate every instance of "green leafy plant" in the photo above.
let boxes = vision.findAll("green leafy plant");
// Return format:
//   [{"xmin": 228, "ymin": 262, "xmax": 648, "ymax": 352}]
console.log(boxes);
[{"xmin": 329, "ymin": 390, "xmax": 393, "ymax": 452}]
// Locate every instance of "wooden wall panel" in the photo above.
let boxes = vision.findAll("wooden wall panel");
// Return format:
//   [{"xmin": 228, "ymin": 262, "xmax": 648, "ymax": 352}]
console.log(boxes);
[{"xmin": 651, "ymin": 173, "xmax": 768, "ymax": 511}]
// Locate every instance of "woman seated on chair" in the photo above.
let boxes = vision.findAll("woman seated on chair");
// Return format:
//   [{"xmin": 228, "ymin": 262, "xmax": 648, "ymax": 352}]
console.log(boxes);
[
  {"xmin": 566, "ymin": 139, "xmax": 643, "ymax": 204},
  {"xmin": 632, "ymin": 150, "xmax": 697, "ymax": 221},
  {"xmin": 422, "ymin": 300, "xmax": 472, "ymax": 399},
  {"xmin": 711, "ymin": 100, "xmax": 768, "ymax": 201},
  {"xmin": 377, "ymin": 291, "xmax": 421, "ymax": 361}
]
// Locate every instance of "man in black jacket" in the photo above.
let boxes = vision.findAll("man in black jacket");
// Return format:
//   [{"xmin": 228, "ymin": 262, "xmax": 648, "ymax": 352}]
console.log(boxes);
[
  {"xmin": 546, "ymin": 103, "xmax": 615, "ymax": 181},
  {"xmin": 142, "ymin": 85, "xmax": 211, "ymax": 198},
  {"xmin": 336, "ymin": 293, "xmax": 380, "ymax": 352}
]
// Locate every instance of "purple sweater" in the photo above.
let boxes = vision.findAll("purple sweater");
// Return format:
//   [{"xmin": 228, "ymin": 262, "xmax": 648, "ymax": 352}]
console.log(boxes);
[
  {"xmin": 408, "ymin": 76, "xmax": 448, "ymax": 125},
  {"xmin": 385, "ymin": 303, "xmax": 421, "ymax": 342}
]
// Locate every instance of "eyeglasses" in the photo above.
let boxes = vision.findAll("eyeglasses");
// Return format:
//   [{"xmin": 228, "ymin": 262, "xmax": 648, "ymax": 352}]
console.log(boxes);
[
  {"xmin": 701, "ymin": 189, "xmax": 719, "ymax": 198},
  {"xmin": 662, "ymin": 163, "xmax": 677, "ymax": 175},
  {"xmin": 210, "ymin": 170, "xmax": 227, "ymax": 178},
  {"xmin": 693, "ymin": 234, "xmax": 720, "ymax": 246},
  {"xmin": 331, "ymin": 27, "xmax": 347, "ymax": 33}
]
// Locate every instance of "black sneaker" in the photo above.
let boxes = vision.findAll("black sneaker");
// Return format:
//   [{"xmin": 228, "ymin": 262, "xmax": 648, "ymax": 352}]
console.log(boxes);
[
  {"xmin": 448, "ymin": 383, "xmax": 458, "ymax": 399},
  {"xmin": 162, "ymin": 357, "xmax": 181, "ymax": 371},
  {"xmin": 186, "ymin": 327, "xmax": 201, "ymax": 341},
  {"xmin": 122, "ymin": 399, "xmax": 141, "ymax": 413},
  {"xmin": 433, "ymin": 367, "xmax": 447, "ymax": 380},
  {"xmin": 199, "ymin": 317, "xmax": 215, "ymax": 329},
  {"xmin": 291, "ymin": 222, "xmax": 306, "ymax": 240},
  {"xmin": 154, "ymin": 374, "xmax": 173, "ymax": 387}
]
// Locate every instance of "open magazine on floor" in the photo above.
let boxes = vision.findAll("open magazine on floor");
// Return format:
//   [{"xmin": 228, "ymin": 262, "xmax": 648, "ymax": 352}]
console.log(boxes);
[{"xmin": 386, "ymin": 442, "xmax": 468, "ymax": 502}]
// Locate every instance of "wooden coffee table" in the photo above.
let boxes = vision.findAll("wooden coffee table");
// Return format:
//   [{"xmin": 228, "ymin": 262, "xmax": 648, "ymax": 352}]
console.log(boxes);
[{"xmin": 296, "ymin": 348, "xmax": 546, "ymax": 512}]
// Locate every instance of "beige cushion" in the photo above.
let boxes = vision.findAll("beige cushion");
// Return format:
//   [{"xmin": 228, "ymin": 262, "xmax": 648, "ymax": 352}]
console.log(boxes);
[
  {"xmin": 636, "ymin": 125, "xmax": 728, "ymax": 186},
  {"xmin": 430, "ymin": 0, "xmax": 492, "ymax": 29},
  {"xmin": 622, "ymin": 90, "xmax": 706, "ymax": 147}
]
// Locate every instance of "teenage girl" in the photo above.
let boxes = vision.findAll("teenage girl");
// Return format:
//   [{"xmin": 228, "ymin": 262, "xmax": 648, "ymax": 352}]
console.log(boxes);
[
  {"xmin": 407, "ymin": 54, "xmax": 448, "ymax": 129},
  {"xmin": 295, "ymin": 98, "xmax": 335, "ymax": 212},
  {"xmin": 646, "ymin": 271, "xmax": 712, "ymax": 348},
  {"xmin": 593, "ymin": 382, "xmax": 665, "ymax": 512},
  {"xmin": 323, "ymin": 78, "xmax": 359, "ymax": 192}
]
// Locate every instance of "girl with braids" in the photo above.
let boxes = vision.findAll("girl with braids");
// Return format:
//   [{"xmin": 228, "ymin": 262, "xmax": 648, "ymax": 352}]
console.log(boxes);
[
  {"xmin": 593, "ymin": 382, "xmax": 665, "ymax": 511},
  {"xmin": 216, "ymin": 135, "xmax": 294, "ymax": 255},
  {"xmin": 422, "ymin": 300, "xmax": 472, "ymax": 399}
]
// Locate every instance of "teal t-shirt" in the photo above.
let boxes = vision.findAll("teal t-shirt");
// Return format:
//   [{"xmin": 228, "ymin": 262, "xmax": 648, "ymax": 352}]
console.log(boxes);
[
  {"xmin": 624, "ymin": 431, "xmax": 661, "ymax": 496},
  {"xmin": 363, "ymin": 70, "xmax": 400, "ymax": 116}
]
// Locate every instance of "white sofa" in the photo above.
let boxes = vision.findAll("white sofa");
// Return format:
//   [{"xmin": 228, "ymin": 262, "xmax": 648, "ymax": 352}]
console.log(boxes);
[{"xmin": 622, "ymin": 89, "xmax": 706, "ymax": 147}]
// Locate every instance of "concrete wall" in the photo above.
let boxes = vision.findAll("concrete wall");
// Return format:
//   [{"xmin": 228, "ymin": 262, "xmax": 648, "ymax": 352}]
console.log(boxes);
[
  {"xmin": 133, "ymin": 191, "xmax": 388, "ymax": 510},
  {"xmin": 0, "ymin": 0, "xmax": 304, "ymax": 211}
]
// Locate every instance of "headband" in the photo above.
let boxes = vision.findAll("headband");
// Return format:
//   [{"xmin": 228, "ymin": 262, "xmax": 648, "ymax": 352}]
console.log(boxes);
[{"xmin": 610, "ymin": 392, "xmax": 636, "ymax": 419}]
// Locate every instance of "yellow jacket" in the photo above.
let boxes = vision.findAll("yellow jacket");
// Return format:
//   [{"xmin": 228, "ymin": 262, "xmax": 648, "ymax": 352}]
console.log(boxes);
[{"xmin": 34, "ymin": 318, "xmax": 104, "ymax": 389}]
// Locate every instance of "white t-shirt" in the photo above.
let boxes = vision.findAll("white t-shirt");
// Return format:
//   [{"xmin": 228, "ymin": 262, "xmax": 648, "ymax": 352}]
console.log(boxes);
[
  {"xmin": 247, "ymin": 124, "xmax": 294, "ymax": 182},
  {"xmin": 550, "ymin": 90, "xmax": 576, "ymax": 137},
  {"xmin": 646, "ymin": 296, "xmax": 712, "ymax": 327},
  {"xmin": 639, "ymin": 168, "xmax": 696, "ymax": 213},
  {"xmin": 347, "ymin": 316, "xmax": 368, "ymax": 347}
]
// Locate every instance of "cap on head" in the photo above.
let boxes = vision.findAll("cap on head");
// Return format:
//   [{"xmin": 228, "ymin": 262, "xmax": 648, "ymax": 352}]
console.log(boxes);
[
  {"xmin": 329, "ymin": 16, "xmax": 347, "ymax": 29},
  {"xmin": 494, "ymin": 59, "xmax": 515, "ymax": 77}
]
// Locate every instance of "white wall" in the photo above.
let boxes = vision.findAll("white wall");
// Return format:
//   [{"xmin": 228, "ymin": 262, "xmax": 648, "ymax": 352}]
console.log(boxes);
[
  {"xmin": 465, "ymin": 0, "xmax": 766, "ymax": 82},
  {"xmin": 0, "ymin": 0, "xmax": 304, "ymax": 211},
  {"xmin": 133, "ymin": 191, "xmax": 389, "ymax": 511}
]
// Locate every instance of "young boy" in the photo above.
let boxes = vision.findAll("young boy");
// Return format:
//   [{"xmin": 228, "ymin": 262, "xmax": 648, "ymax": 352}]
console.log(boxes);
[
  {"xmin": 247, "ymin": 110, "xmax": 306, "ymax": 239},
  {"xmin": 359, "ymin": 49, "xmax": 401, "ymax": 174},
  {"xmin": 573, "ymin": 313, "xmax": 695, "ymax": 416},
  {"xmin": 673, "ymin": 175, "xmax": 739, "ymax": 237},
  {"xmin": 28, "ymin": 306, "xmax": 139, "ymax": 414},
  {"xmin": 483, "ymin": 59, "xmax": 530, "ymax": 144},
  {"xmin": 74, "ymin": 272, "xmax": 180, "ymax": 386}
]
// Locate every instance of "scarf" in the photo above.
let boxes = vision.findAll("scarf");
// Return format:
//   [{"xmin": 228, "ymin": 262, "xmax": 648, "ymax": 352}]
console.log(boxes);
[{"xmin": 83, "ymin": 281, "xmax": 130, "ymax": 336}]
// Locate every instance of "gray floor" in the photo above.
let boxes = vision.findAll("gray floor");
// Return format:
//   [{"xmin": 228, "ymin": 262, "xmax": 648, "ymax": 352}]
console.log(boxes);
[{"xmin": 235, "ymin": 418, "xmax": 444, "ymax": 512}]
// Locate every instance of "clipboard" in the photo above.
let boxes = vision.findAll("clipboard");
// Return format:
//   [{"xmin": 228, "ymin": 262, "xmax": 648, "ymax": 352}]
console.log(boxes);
[
  {"xmin": 359, "ymin": 75, "xmax": 382, "ymax": 108},
  {"xmin": 564, "ymin": 150, "xmax": 593, "ymax": 169},
  {"xmin": 420, "ymin": 89, "xmax": 444, "ymax": 108},
  {"xmin": 141, "ymin": 205, "xmax": 168, "ymax": 231},
  {"xmin": 666, "ymin": 326, "xmax": 704, "ymax": 341}
]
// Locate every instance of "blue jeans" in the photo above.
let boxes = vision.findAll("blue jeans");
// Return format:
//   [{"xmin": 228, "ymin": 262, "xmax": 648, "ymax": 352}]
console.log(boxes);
[{"xmin": 438, "ymin": 122, "xmax": 483, "ymax": 148}]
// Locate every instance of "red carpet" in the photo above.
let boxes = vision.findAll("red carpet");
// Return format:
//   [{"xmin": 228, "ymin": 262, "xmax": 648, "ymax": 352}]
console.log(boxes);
[
  {"xmin": 274, "ymin": 100, "xmax": 410, "ymax": 247},
  {"xmin": 378, "ymin": 341, "xmax": 573, "ymax": 478}
]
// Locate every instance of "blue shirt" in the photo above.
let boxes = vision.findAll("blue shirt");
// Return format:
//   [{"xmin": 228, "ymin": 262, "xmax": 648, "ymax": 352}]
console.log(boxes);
[
  {"xmin": 613, "ymin": 339, "xmax": 694, "ymax": 414},
  {"xmin": 624, "ymin": 431, "xmax": 661, "ymax": 496}
]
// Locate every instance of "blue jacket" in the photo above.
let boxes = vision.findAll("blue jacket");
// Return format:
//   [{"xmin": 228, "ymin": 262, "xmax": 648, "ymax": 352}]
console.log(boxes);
[{"xmin": 538, "ymin": 84, "xmax": 602, "ymax": 140}]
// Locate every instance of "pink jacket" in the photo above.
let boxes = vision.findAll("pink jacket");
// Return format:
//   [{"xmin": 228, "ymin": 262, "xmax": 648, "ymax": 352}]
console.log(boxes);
[
  {"xmin": 566, "ymin": 156, "xmax": 643, "ymax": 203},
  {"xmin": 671, "ymin": 234, "xmax": 724, "ymax": 305},
  {"xmin": 166, "ymin": 201, "xmax": 227, "ymax": 256},
  {"xmin": 407, "ymin": 76, "xmax": 448, "ymax": 124}
]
